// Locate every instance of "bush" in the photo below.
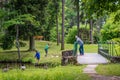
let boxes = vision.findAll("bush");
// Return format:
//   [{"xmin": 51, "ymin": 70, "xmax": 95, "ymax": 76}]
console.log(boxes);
[
  {"xmin": 1, "ymin": 35, "xmax": 15, "ymax": 50},
  {"xmin": 112, "ymin": 38, "xmax": 120, "ymax": 43},
  {"xmin": 50, "ymin": 27, "xmax": 61, "ymax": 42},
  {"xmin": 101, "ymin": 10, "xmax": 120, "ymax": 41},
  {"xmin": 101, "ymin": 23, "xmax": 120, "ymax": 41},
  {"xmin": 65, "ymin": 27, "xmax": 77, "ymax": 44},
  {"xmin": 50, "ymin": 27, "xmax": 57, "ymax": 42},
  {"xmin": 19, "ymin": 41, "xmax": 26, "ymax": 47}
]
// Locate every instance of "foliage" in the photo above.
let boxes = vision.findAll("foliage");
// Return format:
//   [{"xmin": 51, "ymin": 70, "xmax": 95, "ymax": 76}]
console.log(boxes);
[
  {"xmin": 3, "ymin": 14, "xmax": 39, "ymax": 29},
  {"xmin": 110, "ymin": 38, "xmax": 120, "ymax": 56},
  {"xmin": 50, "ymin": 27, "xmax": 57, "ymax": 42},
  {"xmin": 65, "ymin": 24, "xmax": 91, "ymax": 44},
  {"xmin": 82, "ymin": 0, "xmax": 120, "ymax": 18},
  {"xmin": 19, "ymin": 41, "xmax": 26, "ymax": 47},
  {"xmin": 50, "ymin": 27, "xmax": 61, "ymax": 42},
  {"xmin": 0, "ymin": 33, "xmax": 4, "ymax": 43},
  {"xmin": 0, "ymin": 66, "xmax": 91, "ymax": 80},
  {"xmin": 65, "ymin": 26, "xmax": 77, "ymax": 44},
  {"xmin": 1, "ymin": 14, "xmax": 40, "ymax": 50},
  {"xmin": 96, "ymin": 63, "xmax": 120, "ymax": 76},
  {"xmin": 2, "ymin": 34, "xmax": 15, "ymax": 50},
  {"xmin": 112, "ymin": 38, "xmax": 120, "ymax": 43},
  {"xmin": 101, "ymin": 10, "xmax": 120, "ymax": 41},
  {"xmin": 0, "ymin": 9, "xmax": 6, "ymax": 19}
]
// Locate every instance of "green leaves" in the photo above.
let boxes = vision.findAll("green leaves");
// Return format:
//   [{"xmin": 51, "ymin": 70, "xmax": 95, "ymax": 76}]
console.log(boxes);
[
  {"xmin": 3, "ymin": 14, "xmax": 40, "ymax": 29},
  {"xmin": 101, "ymin": 10, "xmax": 120, "ymax": 41},
  {"xmin": 82, "ymin": 0, "xmax": 120, "ymax": 18},
  {"xmin": 0, "ymin": 9, "xmax": 6, "ymax": 19}
]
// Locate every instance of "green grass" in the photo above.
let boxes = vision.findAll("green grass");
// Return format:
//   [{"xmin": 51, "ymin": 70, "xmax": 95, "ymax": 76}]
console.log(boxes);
[
  {"xmin": 0, "ymin": 40, "xmax": 98, "ymax": 64},
  {"xmin": 96, "ymin": 63, "xmax": 120, "ymax": 76},
  {"xmin": 0, "ymin": 65, "xmax": 91, "ymax": 80}
]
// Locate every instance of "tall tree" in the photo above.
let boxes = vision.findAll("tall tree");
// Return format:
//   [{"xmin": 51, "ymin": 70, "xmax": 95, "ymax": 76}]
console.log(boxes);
[
  {"xmin": 2, "ymin": 0, "xmax": 49, "ymax": 50},
  {"xmin": 76, "ymin": 0, "xmax": 80, "ymax": 36},
  {"xmin": 54, "ymin": 0, "xmax": 60, "ymax": 45},
  {"xmin": 61, "ymin": 0, "xmax": 65, "ymax": 50},
  {"xmin": 89, "ymin": 19, "xmax": 93, "ymax": 44}
]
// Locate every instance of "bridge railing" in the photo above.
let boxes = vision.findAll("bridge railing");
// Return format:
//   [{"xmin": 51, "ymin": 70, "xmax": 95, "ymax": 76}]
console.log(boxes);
[{"xmin": 98, "ymin": 41, "xmax": 120, "ymax": 62}]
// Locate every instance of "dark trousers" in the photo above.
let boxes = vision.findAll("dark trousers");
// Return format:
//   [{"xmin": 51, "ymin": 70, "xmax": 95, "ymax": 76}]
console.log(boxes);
[
  {"xmin": 45, "ymin": 49, "xmax": 48, "ymax": 56},
  {"xmin": 79, "ymin": 44, "xmax": 84, "ymax": 55}
]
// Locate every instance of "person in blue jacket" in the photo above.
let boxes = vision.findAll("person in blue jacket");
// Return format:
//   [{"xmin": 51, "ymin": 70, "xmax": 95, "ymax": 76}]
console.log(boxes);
[
  {"xmin": 75, "ymin": 35, "xmax": 84, "ymax": 55},
  {"xmin": 34, "ymin": 50, "xmax": 40, "ymax": 64}
]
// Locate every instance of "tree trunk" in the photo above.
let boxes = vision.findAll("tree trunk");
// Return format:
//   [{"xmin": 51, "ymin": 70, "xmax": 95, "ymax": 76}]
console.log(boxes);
[
  {"xmin": 56, "ymin": 11, "xmax": 59, "ymax": 45},
  {"xmin": 16, "ymin": 25, "xmax": 21, "ymax": 62},
  {"xmin": 29, "ymin": 36, "xmax": 35, "ymax": 51},
  {"xmin": 89, "ymin": 19, "xmax": 93, "ymax": 44},
  {"xmin": 77, "ymin": 0, "xmax": 80, "ymax": 37},
  {"xmin": 61, "ymin": 0, "xmax": 65, "ymax": 50}
]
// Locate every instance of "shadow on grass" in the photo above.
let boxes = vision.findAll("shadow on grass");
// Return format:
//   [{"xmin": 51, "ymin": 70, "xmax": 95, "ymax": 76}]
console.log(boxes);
[{"xmin": 0, "ymin": 50, "xmax": 32, "ymax": 54}]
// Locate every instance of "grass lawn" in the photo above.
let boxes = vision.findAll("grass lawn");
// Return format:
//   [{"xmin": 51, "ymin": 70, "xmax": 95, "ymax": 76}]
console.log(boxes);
[
  {"xmin": 96, "ymin": 63, "xmax": 120, "ymax": 76},
  {"xmin": 0, "ymin": 40, "xmax": 98, "ymax": 64},
  {"xmin": 0, "ymin": 40, "xmax": 120, "ymax": 79},
  {"xmin": 0, "ymin": 40, "xmax": 96, "ymax": 80},
  {"xmin": 0, "ymin": 65, "xmax": 91, "ymax": 80}
]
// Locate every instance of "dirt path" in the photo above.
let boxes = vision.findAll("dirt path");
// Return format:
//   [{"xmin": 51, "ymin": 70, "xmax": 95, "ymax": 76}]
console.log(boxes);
[{"xmin": 83, "ymin": 65, "xmax": 120, "ymax": 80}]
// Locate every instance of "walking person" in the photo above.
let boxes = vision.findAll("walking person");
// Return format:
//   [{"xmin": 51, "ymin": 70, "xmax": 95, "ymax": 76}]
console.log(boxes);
[
  {"xmin": 75, "ymin": 35, "xmax": 84, "ymax": 55},
  {"xmin": 44, "ymin": 43, "xmax": 49, "ymax": 57},
  {"xmin": 34, "ymin": 50, "xmax": 40, "ymax": 64}
]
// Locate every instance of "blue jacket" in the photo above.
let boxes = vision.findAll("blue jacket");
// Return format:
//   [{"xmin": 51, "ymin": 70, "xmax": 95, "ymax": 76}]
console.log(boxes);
[{"xmin": 35, "ymin": 52, "xmax": 40, "ymax": 59}]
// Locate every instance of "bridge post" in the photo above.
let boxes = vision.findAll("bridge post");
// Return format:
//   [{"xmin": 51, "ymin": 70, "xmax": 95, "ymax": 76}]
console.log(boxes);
[{"xmin": 61, "ymin": 50, "xmax": 77, "ymax": 66}]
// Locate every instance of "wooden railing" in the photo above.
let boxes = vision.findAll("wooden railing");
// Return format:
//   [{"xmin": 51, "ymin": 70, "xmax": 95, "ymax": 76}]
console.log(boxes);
[{"xmin": 98, "ymin": 41, "xmax": 120, "ymax": 63}]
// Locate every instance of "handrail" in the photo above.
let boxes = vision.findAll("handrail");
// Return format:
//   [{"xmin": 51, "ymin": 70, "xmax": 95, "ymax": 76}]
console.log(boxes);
[{"xmin": 98, "ymin": 41, "xmax": 119, "ymax": 57}]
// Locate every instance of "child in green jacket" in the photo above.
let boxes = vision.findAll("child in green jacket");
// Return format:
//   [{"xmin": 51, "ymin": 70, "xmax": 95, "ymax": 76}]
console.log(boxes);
[{"xmin": 44, "ymin": 43, "xmax": 49, "ymax": 57}]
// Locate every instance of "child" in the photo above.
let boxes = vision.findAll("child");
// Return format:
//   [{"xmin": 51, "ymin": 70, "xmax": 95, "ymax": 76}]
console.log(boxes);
[
  {"xmin": 44, "ymin": 43, "xmax": 49, "ymax": 57},
  {"xmin": 34, "ymin": 50, "xmax": 40, "ymax": 64}
]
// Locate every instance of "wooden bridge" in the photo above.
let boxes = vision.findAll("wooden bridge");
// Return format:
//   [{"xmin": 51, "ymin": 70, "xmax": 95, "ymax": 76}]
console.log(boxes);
[
  {"xmin": 77, "ymin": 53, "xmax": 108, "ymax": 64},
  {"xmin": 62, "ymin": 41, "xmax": 119, "ymax": 65}
]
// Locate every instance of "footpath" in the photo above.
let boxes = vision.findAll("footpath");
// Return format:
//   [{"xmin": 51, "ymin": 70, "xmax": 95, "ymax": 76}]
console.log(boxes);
[{"xmin": 77, "ymin": 53, "xmax": 120, "ymax": 80}]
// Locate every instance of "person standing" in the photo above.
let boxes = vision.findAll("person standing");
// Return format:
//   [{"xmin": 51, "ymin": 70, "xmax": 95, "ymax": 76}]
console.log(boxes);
[
  {"xmin": 44, "ymin": 43, "xmax": 49, "ymax": 57},
  {"xmin": 73, "ymin": 41, "xmax": 78, "ymax": 56},
  {"xmin": 75, "ymin": 36, "xmax": 84, "ymax": 55},
  {"xmin": 34, "ymin": 50, "xmax": 40, "ymax": 64}
]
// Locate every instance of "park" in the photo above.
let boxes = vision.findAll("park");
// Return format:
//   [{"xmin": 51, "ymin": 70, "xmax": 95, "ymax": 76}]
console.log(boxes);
[{"xmin": 0, "ymin": 0, "xmax": 120, "ymax": 80}]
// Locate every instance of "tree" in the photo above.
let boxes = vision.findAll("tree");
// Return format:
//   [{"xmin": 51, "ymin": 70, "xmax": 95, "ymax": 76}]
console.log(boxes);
[
  {"xmin": 61, "ymin": 0, "xmax": 65, "ymax": 50},
  {"xmin": 54, "ymin": 0, "xmax": 60, "ymax": 45},
  {"xmin": 101, "ymin": 10, "xmax": 120, "ymax": 41},
  {"xmin": 72, "ymin": 0, "xmax": 80, "ymax": 36},
  {"xmin": 6, "ymin": 0, "xmax": 48, "ymax": 50},
  {"xmin": 2, "ymin": 14, "xmax": 39, "ymax": 50},
  {"xmin": 81, "ymin": 0, "xmax": 120, "ymax": 43},
  {"xmin": 76, "ymin": 0, "xmax": 80, "ymax": 36}
]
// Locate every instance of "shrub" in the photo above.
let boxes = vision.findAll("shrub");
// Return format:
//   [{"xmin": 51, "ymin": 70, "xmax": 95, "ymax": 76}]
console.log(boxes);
[
  {"xmin": 50, "ymin": 27, "xmax": 57, "ymax": 42},
  {"xmin": 1, "ymin": 35, "xmax": 15, "ymax": 50},
  {"xmin": 50, "ymin": 27, "xmax": 61, "ymax": 42},
  {"xmin": 65, "ymin": 27, "xmax": 77, "ymax": 44},
  {"xmin": 19, "ymin": 41, "xmax": 26, "ymax": 47},
  {"xmin": 101, "ymin": 10, "xmax": 120, "ymax": 41}
]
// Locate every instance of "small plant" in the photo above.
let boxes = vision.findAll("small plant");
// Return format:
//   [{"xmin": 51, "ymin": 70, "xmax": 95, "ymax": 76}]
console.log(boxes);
[{"xmin": 19, "ymin": 41, "xmax": 26, "ymax": 47}]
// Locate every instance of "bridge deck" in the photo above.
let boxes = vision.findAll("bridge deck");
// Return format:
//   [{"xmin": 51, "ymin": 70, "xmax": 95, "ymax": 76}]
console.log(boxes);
[{"xmin": 77, "ymin": 53, "xmax": 109, "ymax": 64}]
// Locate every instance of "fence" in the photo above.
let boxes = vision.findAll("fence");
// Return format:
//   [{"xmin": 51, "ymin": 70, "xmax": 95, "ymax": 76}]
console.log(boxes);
[{"xmin": 98, "ymin": 41, "xmax": 120, "ymax": 62}]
